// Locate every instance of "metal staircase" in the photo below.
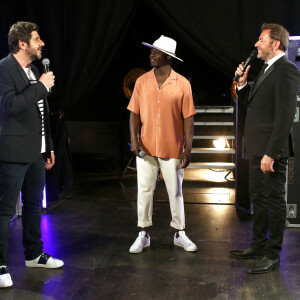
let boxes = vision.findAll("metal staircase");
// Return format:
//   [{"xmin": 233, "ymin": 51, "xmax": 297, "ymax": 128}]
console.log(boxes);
[
  {"xmin": 121, "ymin": 105, "xmax": 236, "ymax": 179},
  {"xmin": 188, "ymin": 106, "xmax": 235, "ymax": 175}
]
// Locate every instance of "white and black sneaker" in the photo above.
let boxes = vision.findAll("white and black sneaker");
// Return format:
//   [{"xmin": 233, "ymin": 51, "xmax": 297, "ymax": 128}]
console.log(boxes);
[
  {"xmin": 129, "ymin": 231, "xmax": 150, "ymax": 253},
  {"xmin": 0, "ymin": 266, "xmax": 13, "ymax": 288},
  {"xmin": 174, "ymin": 231, "xmax": 198, "ymax": 252},
  {"xmin": 25, "ymin": 252, "xmax": 64, "ymax": 269}
]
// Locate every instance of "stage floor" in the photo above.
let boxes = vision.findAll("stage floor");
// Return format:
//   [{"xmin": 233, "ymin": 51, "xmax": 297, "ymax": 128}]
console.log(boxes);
[{"xmin": 1, "ymin": 170, "xmax": 300, "ymax": 299}]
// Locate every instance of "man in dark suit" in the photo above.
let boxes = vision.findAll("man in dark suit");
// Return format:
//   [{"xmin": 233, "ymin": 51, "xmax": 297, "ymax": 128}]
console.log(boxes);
[
  {"xmin": 0, "ymin": 21, "xmax": 63, "ymax": 288},
  {"xmin": 231, "ymin": 23, "xmax": 300, "ymax": 274}
]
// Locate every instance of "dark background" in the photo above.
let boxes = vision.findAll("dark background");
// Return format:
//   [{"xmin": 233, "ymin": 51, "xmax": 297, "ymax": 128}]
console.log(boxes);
[
  {"xmin": 1, "ymin": 0, "xmax": 300, "ymax": 196},
  {"xmin": 1, "ymin": 0, "xmax": 300, "ymax": 121}
]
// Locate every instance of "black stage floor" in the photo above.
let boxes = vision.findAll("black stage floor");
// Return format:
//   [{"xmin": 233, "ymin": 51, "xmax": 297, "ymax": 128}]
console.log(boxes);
[{"xmin": 1, "ymin": 168, "xmax": 300, "ymax": 299}]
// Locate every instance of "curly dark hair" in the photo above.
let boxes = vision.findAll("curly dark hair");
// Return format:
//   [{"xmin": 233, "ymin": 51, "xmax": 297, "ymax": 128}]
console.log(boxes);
[
  {"xmin": 8, "ymin": 21, "xmax": 39, "ymax": 53},
  {"xmin": 261, "ymin": 23, "xmax": 289, "ymax": 51}
]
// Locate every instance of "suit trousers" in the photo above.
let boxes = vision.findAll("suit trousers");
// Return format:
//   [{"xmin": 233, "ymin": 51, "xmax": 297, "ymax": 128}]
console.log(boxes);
[
  {"xmin": 136, "ymin": 156, "xmax": 185, "ymax": 230},
  {"xmin": 0, "ymin": 155, "xmax": 45, "ymax": 265},
  {"xmin": 249, "ymin": 155, "xmax": 287, "ymax": 259}
]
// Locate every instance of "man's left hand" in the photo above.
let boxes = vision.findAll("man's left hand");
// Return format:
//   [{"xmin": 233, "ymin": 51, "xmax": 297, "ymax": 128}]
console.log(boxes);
[
  {"xmin": 45, "ymin": 152, "xmax": 55, "ymax": 170},
  {"xmin": 261, "ymin": 155, "xmax": 274, "ymax": 173},
  {"xmin": 179, "ymin": 151, "xmax": 191, "ymax": 169}
]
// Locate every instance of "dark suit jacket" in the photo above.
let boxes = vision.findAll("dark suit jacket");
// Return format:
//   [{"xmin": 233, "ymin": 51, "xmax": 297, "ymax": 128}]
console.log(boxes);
[
  {"xmin": 237, "ymin": 55, "xmax": 300, "ymax": 159},
  {"xmin": 0, "ymin": 53, "xmax": 53, "ymax": 163}
]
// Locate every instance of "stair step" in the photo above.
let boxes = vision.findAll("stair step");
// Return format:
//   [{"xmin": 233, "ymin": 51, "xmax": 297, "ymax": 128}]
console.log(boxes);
[
  {"xmin": 195, "ymin": 106, "xmax": 234, "ymax": 113},
  {"xmin": 194, "ymin": 122, "xmax": 234, "ymax": 126},
  {"xmin": 187, "ymin": 162, "xmax": 235, "ymax": 169},
  {"xmin": 191, "ymin": 147, "xmax": 235, "ymax": 154},
  {"xmin": 194, "ymin": 127, "xmax": 234, "ymax": 135},
  {"xmin": 194, "ymin": 114, "xmax": 233, "ymax": 122},
  {"xmin": 193, "ymin": 135, "xmax": 235, "ymax": 140}
]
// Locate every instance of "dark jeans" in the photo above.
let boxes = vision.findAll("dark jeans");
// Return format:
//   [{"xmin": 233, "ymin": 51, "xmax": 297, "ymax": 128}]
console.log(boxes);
[
  {"xmin": 0, "ymin": 155, "xmax": 45, "ymax": 265},
  {"xmin": 249, "ymin": 155, "xmax": 287, "ymax": 259}
]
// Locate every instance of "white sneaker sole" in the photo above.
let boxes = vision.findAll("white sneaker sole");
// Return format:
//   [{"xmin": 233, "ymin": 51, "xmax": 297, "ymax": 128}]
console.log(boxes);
[
  {"xmin": 174, "ymin": 241, "xmax": 198, "ymax": 252},
  {"xmin": 0, "ymin": 283, "xmax": 13, "ymax": 288},
  {"xmin": 25, "ymin": 261, "xmax": 64, "ymax": 268},
  {"xmin": 129, "ymin": 241, "xmax": 150, "ymax": 254}
]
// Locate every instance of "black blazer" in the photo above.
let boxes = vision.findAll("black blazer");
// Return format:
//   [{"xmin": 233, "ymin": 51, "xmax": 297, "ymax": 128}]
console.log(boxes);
[
  {"xmin": 238, "ymin": 55, "xmax": 300, "ymax": 159},
  {"xmin": 0, "ymin": 53, "xmax": 53, "ymax": 163}
]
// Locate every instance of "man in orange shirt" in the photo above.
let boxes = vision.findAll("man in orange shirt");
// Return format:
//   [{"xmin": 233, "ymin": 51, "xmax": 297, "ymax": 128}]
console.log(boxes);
[{"xmin": 127, "ymin": 35, "xmax": 198, "ymax": 254}]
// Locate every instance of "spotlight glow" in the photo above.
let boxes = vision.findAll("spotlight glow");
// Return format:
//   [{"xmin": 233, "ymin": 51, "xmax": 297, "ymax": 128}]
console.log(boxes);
[
  {"xmin": 43, "ymin": 185, "xmax": 47, "ymax": 208},
  {"xmin": 19, "ymin": 184, "xmax": 47, "ymax": 211},
  {"xmin": 213, "ymin": 138, "xmax": 226, "ymax": 149}
]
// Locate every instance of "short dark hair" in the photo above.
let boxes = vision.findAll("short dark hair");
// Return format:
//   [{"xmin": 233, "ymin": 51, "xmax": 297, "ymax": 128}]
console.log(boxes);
[
  {"xmin": 261, "ymin": 23, "xmax": 289, "ymax": 51},
  {"xmin": 8, "ymin": 21, "xmax": 39, "ymax": 53}
]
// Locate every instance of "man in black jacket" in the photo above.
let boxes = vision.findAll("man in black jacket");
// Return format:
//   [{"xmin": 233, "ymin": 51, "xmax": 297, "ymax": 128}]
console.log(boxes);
[
  {"xmin": 0, "ymin": 21, "xmax": 63, "ymax": 288},
  {"xmin": 231, "ymin": 23, "xmax": 300, "ymax": 274}
]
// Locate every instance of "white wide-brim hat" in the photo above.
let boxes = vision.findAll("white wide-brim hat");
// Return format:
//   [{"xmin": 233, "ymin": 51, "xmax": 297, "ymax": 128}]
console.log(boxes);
[{"xmin": 142, "ymin": 35, "xmax": 183, "ymax": 62}]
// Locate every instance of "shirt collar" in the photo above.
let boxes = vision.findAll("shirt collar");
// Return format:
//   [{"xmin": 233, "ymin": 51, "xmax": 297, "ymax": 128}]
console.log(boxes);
[
  {"xmin": 265, "ymin": 52, "xmax": 285, "ymax": 68},
  {"xmin": 169, "ymin": 68, "xmax": 177, "ymax": 80},
  {"xmin": 148, "ymin": 68, "xmax": 178, "ymax": 80}
]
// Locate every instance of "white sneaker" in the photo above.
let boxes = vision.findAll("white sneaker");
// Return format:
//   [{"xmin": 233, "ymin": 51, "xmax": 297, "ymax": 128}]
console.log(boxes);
[
  {"xmin": 25, "ymin": 252, "xmax": 64, "ymax": 268},
  {"xmin": 0, "ymin": 266, "xmax": 13, "ymax": 288},
  {"xmin": 129, "ymin": 231, "xmax": 150, "ymax": 253},
  {"xmin": 174, "ymin": 231, "xmax": 198, "ymax": 252}
]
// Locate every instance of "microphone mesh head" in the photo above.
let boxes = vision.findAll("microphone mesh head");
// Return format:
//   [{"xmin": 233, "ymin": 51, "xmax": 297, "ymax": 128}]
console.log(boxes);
[
  {"xmin": 42, "ymin": 58, "xmax": 50, "ymax": 65},
  {"xmin": 250, "ymin": 50, "xmax": 258, "ymax": 57}
]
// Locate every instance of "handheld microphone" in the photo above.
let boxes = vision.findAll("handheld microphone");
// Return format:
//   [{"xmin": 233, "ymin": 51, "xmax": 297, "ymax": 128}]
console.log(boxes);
[
  {"xmin": 42, "ymin": 58, "xmax": 51, "ymax": 93},
  {"xmin": 139, "ymin": 150, "xmax": 146, "ymax": 158},
  {"xmin": 128, "ymin": 143, "xmax": 145, "ymax": 158},
  {"xmin": 42, "ymin": 58, "xmax": 50, "ymax": 73},
  {"xmin": 233, "ymin": 50, "xmax": 257, "ymax": 81}
]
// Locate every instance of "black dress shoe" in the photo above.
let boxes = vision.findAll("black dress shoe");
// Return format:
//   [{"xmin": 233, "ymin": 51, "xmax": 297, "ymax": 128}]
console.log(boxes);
[
  {"xmin": 230, "ymin": 246, "xmax": 263, "ymax": 259},
  {"xmin": 247, "ymin": 257, "xmax": 280, "ymax": 274}
]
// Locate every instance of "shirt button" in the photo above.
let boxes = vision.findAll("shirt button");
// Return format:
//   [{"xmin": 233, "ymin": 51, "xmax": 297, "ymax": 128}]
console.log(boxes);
[
  {"xmin": 156, "ymin": 127, "xmax": 159, "ymax": 130},
  {"xmin": 158, "ymin": 101, "xmax": 160, "ymax": 103},
  {"xmin": 156, "ymin": 114, "xmax": 159, "ymax": 116}
]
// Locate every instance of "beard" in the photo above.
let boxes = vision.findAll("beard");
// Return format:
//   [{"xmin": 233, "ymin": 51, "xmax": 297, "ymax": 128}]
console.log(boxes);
[{"xmin": 27, "ymin": 47, "xmax": 42, "ymax": 61}]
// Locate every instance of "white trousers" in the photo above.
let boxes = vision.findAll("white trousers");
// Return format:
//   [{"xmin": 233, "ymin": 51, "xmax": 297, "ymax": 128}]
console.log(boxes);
[{"xmin": 136, "ymin": 156, "xmax": 185, "ymax": 230}]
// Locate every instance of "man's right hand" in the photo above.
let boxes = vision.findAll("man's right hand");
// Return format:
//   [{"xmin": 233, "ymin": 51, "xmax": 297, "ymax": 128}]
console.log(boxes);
[
  {"xmin": 235, "ymin": 62, "xmax": 251, "ymax": 87},
  {"xmin": 130, "ymin": 139, "xmax": 140, "ymax": 157},
  {"xmin": 39, "ymin": 71, "xmax": 55, "ymax": 90}
]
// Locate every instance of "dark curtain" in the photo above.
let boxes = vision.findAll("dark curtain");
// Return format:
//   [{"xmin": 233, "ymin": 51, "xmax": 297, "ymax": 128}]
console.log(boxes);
[
  {"xmin": 45, "ymin": 0, "xmax": 139, "ymax": 200},
  {"xmin": 59, "ymin": 0, "xmax": 139, "ymax": 112},
  {"xmin": 0, "ymin": 0, "xmax": 139, "ymax": 112},
  {"xmin": 144, "ymin": 0, "xmax": 241, "ymax": 77},
  {"xmin": 1, "ymin": 0, "xmax": 300, "ymax": 110},
  {"xmin": 46, "ymin": 113, "xmax": 73, "ymax": 202},
  {"xmin": 144, "ymin": 0, "xmax": 300, "ymax": 79}
]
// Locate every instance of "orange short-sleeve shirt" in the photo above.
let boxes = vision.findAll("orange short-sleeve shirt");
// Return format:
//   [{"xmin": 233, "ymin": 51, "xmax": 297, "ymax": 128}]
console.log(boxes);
[{"xmin": 127, "ymin": 68, "xmax": 195, "ymax": 159}]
